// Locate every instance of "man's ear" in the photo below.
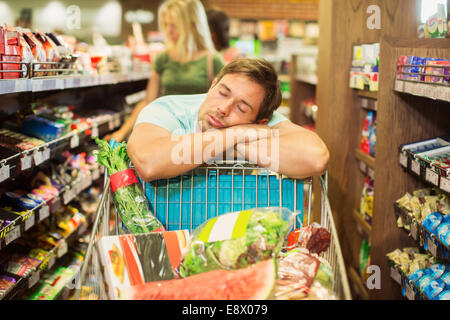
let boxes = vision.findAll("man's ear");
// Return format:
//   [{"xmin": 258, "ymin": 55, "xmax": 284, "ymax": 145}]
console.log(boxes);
[
  {"xmin": 256, "ymin": 118, "xmax": 269, "ymax": 125},
  {"xmin": 209, "ymin": 77, "xmax": 218, "ymax": 89}
]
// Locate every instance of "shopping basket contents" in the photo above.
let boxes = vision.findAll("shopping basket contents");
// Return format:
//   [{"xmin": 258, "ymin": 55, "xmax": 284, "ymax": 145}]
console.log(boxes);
[
  {"xmin": 75, "ymin": 152, "xmax": 351, "ymax": 300},
  {"xmin": 95, "ymin": 138, "xmax": 164, "ymax": 233},
  {"xmin": 178, "ymin": 207, "xmax": 294, "ymax": 277}
]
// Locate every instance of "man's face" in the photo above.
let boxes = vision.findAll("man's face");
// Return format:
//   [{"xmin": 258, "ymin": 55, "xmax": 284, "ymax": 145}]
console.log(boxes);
[{"xmin": 198, "ymin": 73, "xmax": 267, "ymax": 131}]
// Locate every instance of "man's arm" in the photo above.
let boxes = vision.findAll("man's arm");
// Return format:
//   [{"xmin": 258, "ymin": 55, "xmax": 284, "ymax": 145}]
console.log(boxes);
[
  {"xmin": 235, "ymin": 120, "xmax": 329, "ymax": 179},
  {"xmin": 127, "ymin": 123, "xmax": 266, "ymax": 181}
]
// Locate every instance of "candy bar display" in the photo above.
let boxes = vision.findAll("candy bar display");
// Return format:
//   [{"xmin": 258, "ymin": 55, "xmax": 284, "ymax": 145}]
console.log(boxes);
[
  {"xmin": 360, "ymin": 176, "xmax": 374, "ymax": 225},
  {"xmin": 397, "ymin": 56, "xmax": 450, "ymax": 84},
  {"xmin": 360, "ymin": 111, "xmax": 376, "ymax": 156},
  {"xmin": 349, "ymin": 43, "xmax": 379, "ymax": 91}
]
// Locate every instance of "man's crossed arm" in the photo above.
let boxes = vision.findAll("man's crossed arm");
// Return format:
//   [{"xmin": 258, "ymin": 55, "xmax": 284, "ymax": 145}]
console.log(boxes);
[{"xmin": 127, "ymin": 120, "xmax": 329, "ymax": 181}]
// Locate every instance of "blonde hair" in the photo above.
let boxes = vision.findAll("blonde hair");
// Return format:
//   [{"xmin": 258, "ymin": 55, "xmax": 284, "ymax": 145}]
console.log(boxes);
[{"xmin": 158, "ymin": 0, "xmax": 215, "ymax": 62}]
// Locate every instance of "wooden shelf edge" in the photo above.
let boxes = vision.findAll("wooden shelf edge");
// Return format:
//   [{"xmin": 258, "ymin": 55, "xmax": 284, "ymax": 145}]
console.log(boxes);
[
  {"xmin": 355, "ymin": 89, "xmax": 378, "ymax": 100},
  {"xmin": 352, "ymin": 209, "xmax": 372, "ymax": 236},
  {"xmin": 295, "ymin": 74, "xmax": 317, "ymax": 85},
  {"xmin": 348, "ymin": 266, "xmax": 370, "ymax": 300},
  {"xmin": 355, "ymin": 149, "xmax": 376, "ymax": 169}
]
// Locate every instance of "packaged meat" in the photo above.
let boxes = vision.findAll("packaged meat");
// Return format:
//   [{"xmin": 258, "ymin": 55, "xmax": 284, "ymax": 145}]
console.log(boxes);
[{"xmin": 286, "ymin": 222, "xmax": 331, "ymax": 254}]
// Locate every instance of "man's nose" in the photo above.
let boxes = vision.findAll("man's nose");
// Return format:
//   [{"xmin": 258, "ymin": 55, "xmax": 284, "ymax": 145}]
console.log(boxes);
[{"xmin": 218, "ymin": 99, "xmax": 233, "ymax": 116}]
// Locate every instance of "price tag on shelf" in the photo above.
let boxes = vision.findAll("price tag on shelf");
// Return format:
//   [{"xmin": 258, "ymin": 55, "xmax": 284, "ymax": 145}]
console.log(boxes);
[
  {"xmin": 411, "ymin": 160, "xmax": 421, "ymax": 176},
  {"xmin": 43, "ymin": 147, "xmax": 50, "ymax": 161},
  {"xmin": 427, "ymin": 238, "xmax": 437, "ymax": 257},
  {"xmin": 415, "ymin": 83, "xmax": 426, "ymax": 97},
  {"xmin": 115, "ymin": 114, "xmax": 121, "ymax": 128},
  {"xmin": 20, "ymin": 154, "xmax": 33, "ymax": 171},
  {"xmin": 424, "ymin": 85, "xmax": 436, "ymax": 100},
  {"xmin": 405, "ymin": 283, "xmax": 416, "ymax": 300},
  {"xmin": 425, "ymin": 168, "xmax": 439, "ymax": 186},
  {"xmin": 390, "ymin": 267, "xmax": 402, "ymax": 285},
  {"xmin": 404, "ymin": 82, "xmax": 414, "ymax": 94},
  {"xmin": 33, "ymin": 149, "xmax": 44, "ymax": 166},
  {"xmin": 368, "ymin": 167, "xmax": 375, "ymax": 180},
  {"xmin": 39, "ymin": 205, "xmax": 50, "ymax": 221},
  {"xmin": 399, "ymin": 153, "xmax": 408, "ymax": 168},
  {"xmin": 410, "ymin": 222, "xmax": 418, "ymax": 241},
  {"xmin": 441, "ymin": 177, "xmax": 450, "ymax": 193},
  {"xmin": 63, "ymin": 188, "xmax": 73, "ymax": 204},
  {"xmin": 50, "ymin": 197, "xmax": 62, "ymax": 214},
  {"xmin": 91, "ymin": 123, "xmax": 99, "ymax": 138},
  {"xmin": 92, "ymin": 167, "xmax": 100, "ymax": 180},
  {"xmin": 5, "ymin": 227, "xmax": 21, "ymax": 246},
  {"xmin": 47, "ymin": 255, "xmax": 55, "ymax": 270},
  {"xmin": 108, "ymin": 118, "xmax": 114, "ymax": 131},
  {"xmin": 28, "ymin": 270, "xmax": 40, "ymax": 289},
  {"xmin": 359, "ymin": 160, "xmax": 367, "ymax": 174},
  {"xmin": 70, "ymin": 134, "xmax": 80, "ymax": 149},
  {"xmin": 0, "ymin": 164, "xmax": 10, "ymax": 183},
  {"xmin": 394, "ymin": 80, "xmax": 404, "ymax": 92},
  {"xmin": 57, "ymin": 239, "xmax": 68, "ymax": 258},
  {"xmin": 24, "ymin": 214, "xmax": 36, "ymax": 231}
]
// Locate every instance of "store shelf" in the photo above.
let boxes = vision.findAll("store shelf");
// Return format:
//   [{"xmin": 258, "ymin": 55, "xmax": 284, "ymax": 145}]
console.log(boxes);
[
  {"xmin": 393, "ymin": 203, "xmax": 449, "ymax": 264},
  {"xmin": 355, "ymin": 149, "xmax": 375, "ymax": 169},
  {"xmin": 356, "ymin": 90, "xmax": 378, "ymax": 100},
  {"xmin": 295, "ymin": 74, "xmax": 317, "ymax": 85},
  {"xmin": 348, "ymin": 266, "xmax": 370, "ymax": 300},
  {"xmin": 352, "ymin": 209, "xmax": 372, "ymax": 239},
  {"xmin": 0, "ymin": 72, "xmax": 149, "ymax": 95},
  {"xmin": 0, "ymin": 164, "xmax": 102, "ymax": 251},
  {"xmin": 0, "ymin": 110, "xmax": 126, "ymax": 186},
  {"xmin": 398, "ymin": 151, "xmax": 450, "ymax": 195},
  {"xmin": 0, "ymin": 218, "xmax": 89, "ymax": 300},
  {"xmin": 394, "ymin": 78, "xmax": 450, "ymax": 103}
]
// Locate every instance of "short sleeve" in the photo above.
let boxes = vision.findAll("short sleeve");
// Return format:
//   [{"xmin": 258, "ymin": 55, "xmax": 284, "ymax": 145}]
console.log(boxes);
[
  {"xmin": 152, "ymin": 51, "xmax": 167, "ymax": 75},
  {"xmin": 134, "ymin": 99, "xmax": 179, "ymax": 133},
  {"xmin": 213, "ymin": 53, "xmax": 224, "ymax": 75},
  {"xmin": 267, "ymin": 110, "xmax": 288, "ymax": 127}
]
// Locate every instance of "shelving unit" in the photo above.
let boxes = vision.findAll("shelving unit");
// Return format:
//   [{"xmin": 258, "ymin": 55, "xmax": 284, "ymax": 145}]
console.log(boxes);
[
  {"xmin": 0, "ymin": 70, "xmax": 147, "ymax": 300},
  {"xmin": 316, "ymin": 0, "xmax": 424, "ymax": 300}
]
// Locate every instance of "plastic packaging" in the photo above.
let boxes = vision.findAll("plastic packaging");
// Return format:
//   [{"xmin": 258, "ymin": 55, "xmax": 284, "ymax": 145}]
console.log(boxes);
[
  {"xmin": 95, "ymin": 138, "xmax": 165, "ymax": 234},
  {"xmin": 178, "ymin": 207, "xmax": 295, "ymax": 277},
  {"xmin": 286, "ymin": 222, "xmax": 331, "ymax": 254}
]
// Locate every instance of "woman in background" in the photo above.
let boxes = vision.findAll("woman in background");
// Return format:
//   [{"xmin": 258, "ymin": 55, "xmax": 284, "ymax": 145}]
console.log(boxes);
[
  {"xmin": 106, "ymin": 0, "xmax": 224, "ymax": 142},
  {"xmin": 207, "ymin": 8, "xmax": 244, "ymax": 64}
]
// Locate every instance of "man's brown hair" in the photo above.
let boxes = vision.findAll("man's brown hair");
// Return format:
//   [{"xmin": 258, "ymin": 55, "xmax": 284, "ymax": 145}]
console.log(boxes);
[{"xmin": 214, "ymin": 58, "xmax": 282, "ymax": 121}]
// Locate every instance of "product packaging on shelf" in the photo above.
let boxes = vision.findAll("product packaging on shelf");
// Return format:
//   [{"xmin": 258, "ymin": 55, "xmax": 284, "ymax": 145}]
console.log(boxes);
[{"xmin": 0, "ymin": 25, "xmax": 22, "ymax": 80}]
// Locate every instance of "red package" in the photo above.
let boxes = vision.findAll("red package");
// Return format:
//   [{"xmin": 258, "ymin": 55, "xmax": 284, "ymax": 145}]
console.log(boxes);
[
  {"xmin": 287, "ymin": 223, "xmax": 331, "ymax": 255},
  {"xmin": 22, "ymin": 29, "xmax": 47, "ymax": 76},
  {"xmin": 0, "ymin": 25, "xmax": 21, "ymax": 79}
]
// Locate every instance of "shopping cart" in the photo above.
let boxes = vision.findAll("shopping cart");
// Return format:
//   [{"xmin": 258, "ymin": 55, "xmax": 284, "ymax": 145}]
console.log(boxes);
[{"xmin": 73, "ymin": 160, "xmax": 351, "ymax": 300}]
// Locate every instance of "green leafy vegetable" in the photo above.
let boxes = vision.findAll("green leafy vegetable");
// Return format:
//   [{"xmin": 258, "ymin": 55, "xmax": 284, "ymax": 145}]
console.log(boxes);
[
  {"xmin": 178, "ymin": 209, "xmax": 292, "ymax": 277},
  {"xmin": 95, "ymin": 137, "xmax": 164, "ymax": 234}
]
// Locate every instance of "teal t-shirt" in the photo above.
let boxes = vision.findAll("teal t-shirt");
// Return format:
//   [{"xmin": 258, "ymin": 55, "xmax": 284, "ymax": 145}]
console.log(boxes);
[
  {"xmin": 134, "ymin": 93, "xmax": 287, "ymax": 135},
  {"xmin": 153, "ymin": 51, "xmax": 224, "ymax": 96}
]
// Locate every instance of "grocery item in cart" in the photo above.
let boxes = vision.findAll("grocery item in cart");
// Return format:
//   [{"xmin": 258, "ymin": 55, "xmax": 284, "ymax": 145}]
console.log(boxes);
[
  {"xmin": 95, "ymin": 138, "xmax": 165, "ymax": 234},
  {"xmin": 97, "ymin": 231, "xmax": 190, "ymax": 300},
  {"xmin": 178, "ymin": 207, "xmax": 295, "ymax": 277},
  {"xmin": 286, "ymin": 223, "xmax": 331, "ymax": 254},
  {"xmin": 274, "ymin": 248, "xmax": 320, "ymax": 300},
  {"xmin": 120, "ymin": 258, "xmax": 276, "ymax": 300}
]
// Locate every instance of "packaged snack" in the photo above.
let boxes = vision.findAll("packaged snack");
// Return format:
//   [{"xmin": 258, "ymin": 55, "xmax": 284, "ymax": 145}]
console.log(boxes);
[
  {"xmin": 0, "ymin": 275, "xmax": 17, "ymax": 293},
  {"xmin": 422, "ymin": 212, "xmax": 443, "ymax": 233},
  {"xmin": 5, "ymin": 254, "xmax": 41, "ymax": 277},
  {"xmin": 95, "ymin": 138, "xmax": 165, "ymax": 234},
  {"xmin": 178, "ymin": 207, "xmax": 294, "ymax": 277},
  {"xmin": 21, "ymin": 29, "xmax": 47, "ymax": 76},
  {"xmin": 435, "ymin": 290, "xmax": 450, "ymax": 300},
  {"xmin": 409, "ymin": 268, "xmax": 431, "ymax": 283},
  {"xmin": 0, "ymin": 25, "xmax": 22, "ymax": 79},
  {"xmin": 441, "ymin": 272, "xmax": 450, "ymax": 286},
  {"xmin": 429, "ymin": 264, "xmax": 446, "ymax": 279},
  {"xmin": 423, "ymin": 279, "xmax": 446, "ymax": 299},
  {"xmin": 418, "ymin": 274, "xmax": 434, "ymax": 291}
]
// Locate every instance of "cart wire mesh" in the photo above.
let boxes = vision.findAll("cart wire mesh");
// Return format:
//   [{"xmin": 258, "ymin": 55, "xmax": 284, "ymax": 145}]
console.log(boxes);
[{"xmin": 74, "ymin": 163, "xmax": 351, "ymax": 300}]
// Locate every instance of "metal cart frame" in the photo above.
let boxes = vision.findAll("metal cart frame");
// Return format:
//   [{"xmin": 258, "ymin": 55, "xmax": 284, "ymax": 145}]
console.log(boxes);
[{"xmin": 74, "ymin": 162, "xmax": 351, "ymax": 300}]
